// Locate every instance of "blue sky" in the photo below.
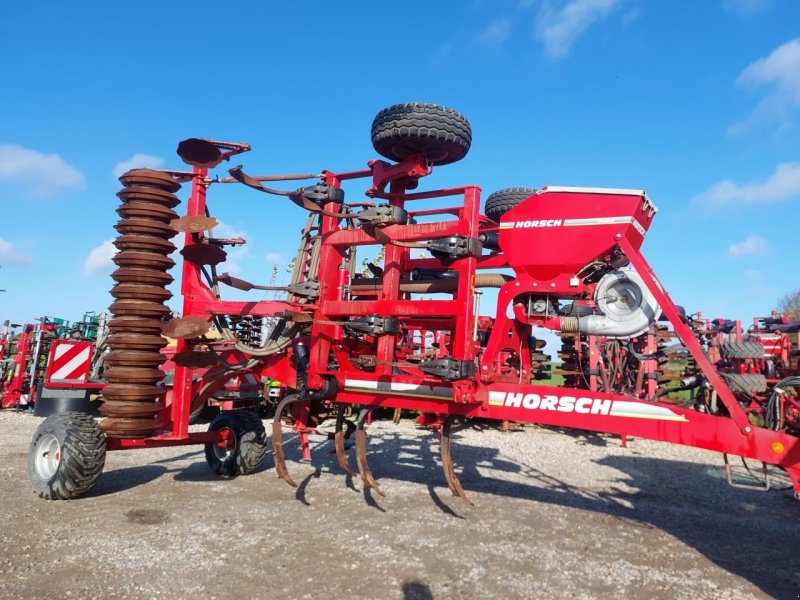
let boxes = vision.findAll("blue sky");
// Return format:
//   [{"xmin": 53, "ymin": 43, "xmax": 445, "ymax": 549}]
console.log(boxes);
[{"xmin": 1, "ymin": 0, "xmax": 798, "ymax": 328}]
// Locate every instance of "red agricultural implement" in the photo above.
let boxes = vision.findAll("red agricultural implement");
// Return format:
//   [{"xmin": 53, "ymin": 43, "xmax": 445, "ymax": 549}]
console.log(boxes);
[
  {"xmin": 1, "ymin": 317, "xmax": 107, "ymax": 415},
  {"xmin": 1, "ymin": 321, "xmax": 63, "ymax": 411},
  {"xmin": 27, "ymin": 103, "xmax": 800, "ymax": 503}
]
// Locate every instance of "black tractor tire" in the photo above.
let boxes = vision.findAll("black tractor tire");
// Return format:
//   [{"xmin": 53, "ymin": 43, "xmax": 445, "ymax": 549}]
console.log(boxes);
[
  {"xmin": 28, "ymin": 412, "xmax": 106, "ymax": 500},
  {"xmin": 721, "ymin": 373, "xmax": 767, "ymax": 394},
  {"xmin": 189, "ymin": 401, "xmax": 220, "ymax": 425},
  {"xmin": 371, "ymin": 103, "xmax": 472, "ymax": 166},
  {"xmin": 484, "ymin": 187, "xmax": 537, "ymax": 223},
  {"xmin": 720, "ymin": 341, "xmax": 764, "ymax": 360},
  {"xmin": 204, "ymin": 410, "xmax": 267, "ymax": 477}
]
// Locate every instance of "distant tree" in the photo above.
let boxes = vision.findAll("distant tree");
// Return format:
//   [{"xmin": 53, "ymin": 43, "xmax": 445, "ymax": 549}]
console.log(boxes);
[{"xmin": 777, "ymin": 288, "xmax": 800, "ymax": 320}]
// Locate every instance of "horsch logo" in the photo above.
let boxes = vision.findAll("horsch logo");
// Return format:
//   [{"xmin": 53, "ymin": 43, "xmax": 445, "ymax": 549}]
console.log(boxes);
[{"xmin": 488, "ymin": 391, "xmax": 611, "ymax": 415}]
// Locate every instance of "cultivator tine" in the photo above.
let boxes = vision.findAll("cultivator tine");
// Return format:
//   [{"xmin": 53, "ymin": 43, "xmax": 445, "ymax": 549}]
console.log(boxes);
[
  {"xmin": 334, "ymin": 405, "xmax": 356, "ymax": 476},
  {"xmin": 272, "ymin": 394, "xmax": 300, "ymax": 487},
  {"xmin": 440, "ymin": 416, "xmax": 474, "ymax": 506},
  {"xmin": 355, "ymin": 409, "xmax": 384, "ymax": 496}
]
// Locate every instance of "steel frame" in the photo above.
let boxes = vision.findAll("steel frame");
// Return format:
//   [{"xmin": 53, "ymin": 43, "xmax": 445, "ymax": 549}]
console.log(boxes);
[{"xmin": 99, "ymin": 151, "xmax": 800, "ymax": 497}]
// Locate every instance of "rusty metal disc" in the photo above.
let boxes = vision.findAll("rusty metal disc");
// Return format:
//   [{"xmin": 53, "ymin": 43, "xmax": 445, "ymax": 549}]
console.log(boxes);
[
  {"xmin": 101, "ymin": 383, "xmax": 164, "ymax": 400},
  {"xmin": 107, "ymin": 333, "xmax": 168, "ymax": 350},
  {"xmin": 100, "ymin": 417, "xmax": 163, "ymax": 438},
  {"xmin": 172, "ymin": 350, "xmax": 220, "ymax": 368},
  {"xmin": 109, "ymin": 299, "xmax": 172, "ymax": 318},
  {"xmin": 113, "ymin": 235, "xmax": 176, "ymax": 254},
  {"xmin": 107, "ymin": 317, "xmax": 164, "ymax": 335},
  {"xmin": 104, "ymin": 367, "xmax": 166, "ymax": 385},
  {"xmin": 114, "ymin": 218, "xmax": 177, "ymax": 239},
  {"xmin": 105, "ymin": 350, "xmax": 165, "ymax": 367},
  {"xmin": 112, "ymin": 267, "xmax": 174, "ymax": 287},
  {"xmin": 170, "ymin": 215, "xmax": 219, "ymax": 233},
  {"xmin": 116, "ymin": 201, "xmax": 179, "ymax": 222},
  {"xmin": 117, "ymin": 185, "xmax": 181, "ymax": 208},
  {"xmin": 110, "ymin": 283, "xmax": 173, "ymax": 303},
  {"xmin": 176, "ymin": 138, "xmax": 223, "ymax": 169},
  {"xmin": 180, "ymin": 243, "xmax": 227, "ymax": 266},
  {"xmin": 161, "ymin": 315, "xmax": 212, "ymax": 339},
  {"xmin": 113, "ymin": 250, "xmax": 175, "ymax": 270},
  {"xmin": 119, "ymin": 169, "xmax": 181, "ymax": 193},
  {"xmin": 100, "ymin": 400, "xmax": 164, "ymax": 417}
]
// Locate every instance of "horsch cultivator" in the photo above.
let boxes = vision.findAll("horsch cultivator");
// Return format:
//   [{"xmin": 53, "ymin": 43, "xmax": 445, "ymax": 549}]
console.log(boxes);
[{"xmin": 27, "ymin": 103, "xmax": 800, "ymax": 503}]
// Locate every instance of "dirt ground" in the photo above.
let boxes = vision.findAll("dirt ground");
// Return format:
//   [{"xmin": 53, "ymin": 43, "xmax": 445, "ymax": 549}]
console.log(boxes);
[{"xmin": 0, "ymin": 411, "xmax": 797, "ymax": 600}]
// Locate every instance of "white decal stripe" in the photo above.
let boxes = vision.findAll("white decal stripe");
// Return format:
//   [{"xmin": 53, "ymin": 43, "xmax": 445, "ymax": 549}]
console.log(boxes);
[
  {"xmin": 563, "ymin": 216, "xmax": 634, "ymax": 227},
  {"xmin": 488, "ymin": 391, "xmax": 506, "ymax": 406},
  {"xmin": 53, "ymin": 344, "xmax": 72, "ymax": 360},
  {"xmin": 610, "ymin": 400, "xmax": 688, "ymax": 422},
  {"xmin": 344, "ymin": 379, "xmax": 452, "ymax": 400},
  {"xmin": 499, "ymin": 223, "xmax": 514, "ymax": 229},
  {"xmin": 50, "ymin": 347, "xmax": 91, "ymax": 381}
]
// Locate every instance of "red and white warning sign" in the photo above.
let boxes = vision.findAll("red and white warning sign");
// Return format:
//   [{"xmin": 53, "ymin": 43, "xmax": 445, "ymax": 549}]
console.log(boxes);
[{"xmin": 46, "ymin": 340, "xmax": 94, "ymax": 384}]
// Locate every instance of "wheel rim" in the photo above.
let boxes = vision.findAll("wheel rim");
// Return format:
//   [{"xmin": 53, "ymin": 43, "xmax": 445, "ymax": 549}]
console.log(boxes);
[
  {"xmin": 212, "ymin": 428, "xmax": 237, "ymax": 461},
  {"xmin": 35, "ymin": 434, "xmax": 61, "ymax": 479}
]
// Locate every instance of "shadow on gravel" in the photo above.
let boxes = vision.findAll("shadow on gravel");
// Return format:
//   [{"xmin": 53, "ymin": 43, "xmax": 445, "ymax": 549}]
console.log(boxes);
[
  {"xmin": 295, "ymin": 428, "xmax": 798, "ymax": 599},
  {"xmin": 90, "ymin": 465, "xmax": 168, "ymax": 496}
]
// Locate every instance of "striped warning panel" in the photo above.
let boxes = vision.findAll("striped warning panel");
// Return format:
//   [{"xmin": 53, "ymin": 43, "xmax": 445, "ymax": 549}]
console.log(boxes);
[{"xmin": 47, "ymin": 341, "xmax": 92, "ymax": 383}]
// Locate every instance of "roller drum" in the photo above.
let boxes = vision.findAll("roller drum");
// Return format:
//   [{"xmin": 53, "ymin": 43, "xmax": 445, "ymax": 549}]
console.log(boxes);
[{"xmin": 100, "ymin": 169, "xmax": 179, "ymax": 438}]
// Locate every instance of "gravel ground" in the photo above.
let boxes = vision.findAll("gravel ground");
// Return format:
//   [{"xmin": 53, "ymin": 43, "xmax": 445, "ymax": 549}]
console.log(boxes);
[{"xmin": 0, "ymin": 410, "xmax": 798, "ymax": 600}]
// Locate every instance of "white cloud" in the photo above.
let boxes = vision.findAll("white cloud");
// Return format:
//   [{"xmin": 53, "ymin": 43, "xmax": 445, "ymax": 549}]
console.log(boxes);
[
  {"xmin": 534, "ymin": 0, "xmax": 623, "ymax": 59},
  {"xmin": 728, "ymin": 38, "xmax": 800, "ymax": 136},
  {"xmin": 212, "ymin": 221, "xmax": 246, "ymax": 240},
  {"xmin": 217, "ymin": 246, "xmax": 249, "ymax": 276},
  {"xmin": 264, "ymin": 252, "xmax": 282, "ymax": 263},
  {"xmin": 721, "ymin": 0, "xmax": 771, "ymax": 16},
  {"xmin": 0, "ymin": 236, "xmax": 32, "ymax": 266},
  {"xmin": 0, "ymin": 144, "xmax": 84, "ymax": 199},
  {"xmin": 479, "ymin": 19, "xmax": 512, "ymax": 46},
  {"xmin": 112, "ymin": 153, "xmax": 165, "ymax": 178},
  {"xmin": 727, "ymin": 235, "xmax": 769, "ymax": 258},
  {"xmin": 691, "ymin": 162, "xmax": 800, "ymax": 210},
  {"xmin": 211, "ymin": 221, "xmax": 249, "ymax": 275},
  {"xmin": 84, "ymin": 239, "xmax": 117, "ymax": 276},
  {"xmin": 742, "ymin": 269, "xmax": 765, "ymax": 281}
]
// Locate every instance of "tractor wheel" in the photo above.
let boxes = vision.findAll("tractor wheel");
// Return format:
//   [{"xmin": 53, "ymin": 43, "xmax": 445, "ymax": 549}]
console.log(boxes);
[
  {"xmin": 189, "ymin": 401, "xmax": 220, "ymax": 425},
  {"xmin": 484, "ymin": 187, "xmax": 536, "ymax": 223},
  {"xmin": 204, "ymin": 411, "xmax": 267, "ymax": 477},
  {"xmin": 28, "ymin": 412, "xmax": 106, "ymax": 500},
  {"xmin": 720, "ymin": 341, "xmax": 764, "ymax": 360},
  {"xmin": 371, "ymin": 103, "xmax": 472, "ymax": 166},
  {"xmin": 721, "ymin": 373, "xmax": 767, "ymax": 394}
]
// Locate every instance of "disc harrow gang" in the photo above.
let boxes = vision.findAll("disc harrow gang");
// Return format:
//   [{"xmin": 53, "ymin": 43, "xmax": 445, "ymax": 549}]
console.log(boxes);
[
  {"xmin": 28, "ymin": 103, "xmax": 800, "ymax": 508},
  {"xmin": 100, "ymin": 169, "xmax": 180, "ymax": 438}
]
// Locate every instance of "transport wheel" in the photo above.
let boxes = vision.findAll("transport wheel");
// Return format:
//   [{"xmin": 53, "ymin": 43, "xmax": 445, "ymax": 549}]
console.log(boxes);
[
  {"xmin": 204, "ymin": 411, "xmax": 267, "ymax": 477},
  {"xmin": 28, "ymin": 412, "xmax": 106, "ymax": 500},
  {"xmin": 371, "ymin": 103, "xmax": 472, "ymax": 166},
  {"xmin": 721, "ymin": 373, "xmax": 768, "ymax": 394},
  {"xmin": 189, "ymin": 401, "xmax": 220, "ymax": 425},
  {"xmin": 484, "ymin": 187, "xmax": 536, "ymax": 223},
  {"xmin": 720, "ymin": 341, "xmax": 764, "ymax": 360}
]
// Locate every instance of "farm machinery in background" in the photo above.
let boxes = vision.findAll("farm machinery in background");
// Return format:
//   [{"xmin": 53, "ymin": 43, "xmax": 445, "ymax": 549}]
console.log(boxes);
[
  {"xmin": 1, "ymin": 313, "xmax": 108, "ymax": 414},
  {"xmin": 558, "ymin": 309, "xmax": 800, "ymax": 437},
  {"xmin": 25, "ymin": 102, "xmax": 800, "ymax": 505}
]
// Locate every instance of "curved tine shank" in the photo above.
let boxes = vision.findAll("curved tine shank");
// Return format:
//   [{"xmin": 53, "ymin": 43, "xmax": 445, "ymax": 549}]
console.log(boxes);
[
  {"xmin": 334, "ymin": 404, "xmax": 356, "ymax": 476},
  {"xmin": 355, "ymin": 408, "xmax": 384, "ymax": 496},
  {"xmin": 441, "ymin": 415, "xmax": 474, "ymax": 506},
  {"xmin": 272, "ymin": 394, "xmax": 300, "ymax": 487}
]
